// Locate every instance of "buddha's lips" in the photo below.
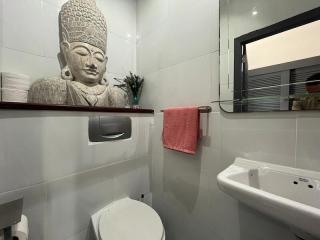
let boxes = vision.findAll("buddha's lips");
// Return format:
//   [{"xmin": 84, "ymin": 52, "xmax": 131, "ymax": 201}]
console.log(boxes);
[{"xmin": 84, "ymin": 69, "xmax": 99, "ymax": 75}]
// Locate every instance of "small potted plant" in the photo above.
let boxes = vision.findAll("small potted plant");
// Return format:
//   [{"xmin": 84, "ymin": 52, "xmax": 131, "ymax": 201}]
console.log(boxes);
[{"xmin": 114, "ymin": 72, "xmax": 144, "ymax": 108}]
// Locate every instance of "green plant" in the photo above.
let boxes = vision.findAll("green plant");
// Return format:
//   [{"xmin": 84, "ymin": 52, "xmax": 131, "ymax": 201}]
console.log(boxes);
[
  {"xmin": 124, "ymin": 72, "xmax": 144, "ymax": 98},
  {"xmin": 114, "ymin": 72, "xmax": 144, "ymax": 105}
]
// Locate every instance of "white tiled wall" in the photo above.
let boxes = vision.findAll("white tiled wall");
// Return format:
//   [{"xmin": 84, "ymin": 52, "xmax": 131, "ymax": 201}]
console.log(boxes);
[
  {"xmin": 138, "ymin": 0, "xmax": 219, "ymax": 111},
  {"xmin": 0, "ymin": 112, "xmax": 153, "ymax": 240},
  {"xmin": 137, "ymin": 0, "xmax": 219, "ymax": 77},
  {"xmin": 0, "ymin": 0, "xmax": 136, "ymax": 83},
  {"xmin": 138, "ymin": 0, "xmax": 320, "ymax": 240}
]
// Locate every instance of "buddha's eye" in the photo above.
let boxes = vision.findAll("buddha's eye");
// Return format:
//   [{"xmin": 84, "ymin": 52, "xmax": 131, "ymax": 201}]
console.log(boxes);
[
  {"xmin": 75, "ymin": 50, "xmax": 89, "ymax": 56},
  {"xmin": 94, "ymin": 53, "xmax": 105, "ymax": 62},
  {"xmin": 73, "ymin": 47, "xmax": 90, "ymax": 56}
]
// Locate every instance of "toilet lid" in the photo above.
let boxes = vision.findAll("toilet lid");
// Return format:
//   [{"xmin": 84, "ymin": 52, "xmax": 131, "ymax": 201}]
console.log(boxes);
[{"xmin": 99, "ymin": 198, "xmax": 164, "ymax": 240}]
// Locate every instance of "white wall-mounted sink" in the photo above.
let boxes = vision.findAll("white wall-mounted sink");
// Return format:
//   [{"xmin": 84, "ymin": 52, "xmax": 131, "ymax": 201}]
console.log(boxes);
[{"xmin": 217, "ymin": 158, "xmax": 320, "ymax": 240}]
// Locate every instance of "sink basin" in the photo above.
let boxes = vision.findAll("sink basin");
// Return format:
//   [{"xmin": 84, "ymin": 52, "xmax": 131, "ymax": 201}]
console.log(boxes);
[{"xmin": 217, "ymin": 158, "xmax": 320, "ymax": 239}]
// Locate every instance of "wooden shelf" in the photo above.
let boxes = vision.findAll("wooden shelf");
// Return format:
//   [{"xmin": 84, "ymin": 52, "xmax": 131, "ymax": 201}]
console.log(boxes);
[{"xmin": 0, "ymin": 102, "xmax": 154, "ymax": 114}]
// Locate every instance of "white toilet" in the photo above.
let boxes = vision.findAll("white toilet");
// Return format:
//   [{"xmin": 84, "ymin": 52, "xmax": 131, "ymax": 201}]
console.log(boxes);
[{"xmin": 91, "ymin": 197, "xmax": 165, "ymax": 240}]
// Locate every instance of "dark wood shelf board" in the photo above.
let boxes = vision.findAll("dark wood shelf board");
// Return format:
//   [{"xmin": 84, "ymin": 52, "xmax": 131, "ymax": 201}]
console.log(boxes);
[{"xmin": 0, "ymin": 102, "xmax": 154, "ymax": 114}]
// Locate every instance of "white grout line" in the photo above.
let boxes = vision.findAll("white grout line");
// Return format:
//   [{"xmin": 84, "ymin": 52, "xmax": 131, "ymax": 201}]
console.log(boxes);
[
  {"xmin": 141, "ymin": 50, "xmax": 219, "ymax": 77},
  {"xmin": 0, "ymin": 157, "xmax": 148, "ymax": 197},
  {"xmin": 2, "ymin": 46, "xmax": 56, "ymax": 60}
]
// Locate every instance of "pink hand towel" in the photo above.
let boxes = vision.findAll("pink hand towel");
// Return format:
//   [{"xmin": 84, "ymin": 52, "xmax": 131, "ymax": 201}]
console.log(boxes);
[{"xmin": 163, "ymin": 106, "xmax": 200, "ymax": 155}]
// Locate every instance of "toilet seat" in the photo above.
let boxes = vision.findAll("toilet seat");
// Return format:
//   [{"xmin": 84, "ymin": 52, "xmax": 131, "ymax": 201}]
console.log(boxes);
[{"xmin": 98, "ymin": 198, "xmax": 165, "ymax": 240}]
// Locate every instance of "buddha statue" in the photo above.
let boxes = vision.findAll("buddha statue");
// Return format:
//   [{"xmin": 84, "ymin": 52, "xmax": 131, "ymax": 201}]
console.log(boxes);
[{"xmin": 28, "ymin": 0, "xmax": 128, "ymax": 107}]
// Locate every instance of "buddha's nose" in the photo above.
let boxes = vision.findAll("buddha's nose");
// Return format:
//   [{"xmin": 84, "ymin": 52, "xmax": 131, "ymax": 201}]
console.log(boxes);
[{"xmin": 87, "ymin": 62, "xmax": 98, "ymax": 70}]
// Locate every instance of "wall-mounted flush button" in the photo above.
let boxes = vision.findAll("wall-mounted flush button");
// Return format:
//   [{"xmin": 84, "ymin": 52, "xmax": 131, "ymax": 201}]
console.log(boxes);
[{"xmin": 89, "ymin": 116, "xmax": 132, "ymax": 142}]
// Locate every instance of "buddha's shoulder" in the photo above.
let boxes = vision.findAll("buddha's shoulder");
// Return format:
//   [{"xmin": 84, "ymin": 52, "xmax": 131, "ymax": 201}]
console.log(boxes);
[
  {"xmin": 28, "ymin": 77, "xmax": 68, "ymax": 104},
  {"xmin": 30, "ymin": 77, "xmax": 67, "ymax": 91},
  {"xmin": 106, "ymin": 85, "xmax": 129, "ymax": 107}
]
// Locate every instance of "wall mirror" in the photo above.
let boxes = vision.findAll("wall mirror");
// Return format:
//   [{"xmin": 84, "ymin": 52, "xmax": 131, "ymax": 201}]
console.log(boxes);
[{"xmin": 220, "ymin": 0, "xmax": 320, "ymax": 113}]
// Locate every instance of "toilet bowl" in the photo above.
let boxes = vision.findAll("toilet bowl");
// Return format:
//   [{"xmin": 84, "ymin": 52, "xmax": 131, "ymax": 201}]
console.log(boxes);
[{"xmin": 91, "ymin": 197, "xmax": 165, "ymax": 240}]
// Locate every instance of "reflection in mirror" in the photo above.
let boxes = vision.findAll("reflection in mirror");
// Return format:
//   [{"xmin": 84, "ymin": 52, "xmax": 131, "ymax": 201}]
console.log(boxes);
[
  {"xmin": 219, "ymin": 0, "xmax": 320, "ymax": 113},
  {"xmin": 242, "ymin": 20, "xmax": 320, "ymax": 112},
  {"xmin": 246, "ymin": 21, "xmax": 320, "ymax": 71}
]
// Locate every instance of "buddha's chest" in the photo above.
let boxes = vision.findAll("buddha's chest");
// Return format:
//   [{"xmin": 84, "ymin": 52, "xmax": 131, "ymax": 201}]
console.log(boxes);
[{"xmin": 66, "ymin": 81, "xmax": 110, "ymax": 107}]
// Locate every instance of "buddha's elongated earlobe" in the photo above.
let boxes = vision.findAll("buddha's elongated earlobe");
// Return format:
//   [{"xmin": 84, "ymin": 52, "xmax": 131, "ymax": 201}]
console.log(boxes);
[
  {"xmin": 100, "ymin": 76, "xmax": 108, "ymax": 85},
  {"xmin": 61, "ymin": 65, "xmax": 73, "ymax": 80}
]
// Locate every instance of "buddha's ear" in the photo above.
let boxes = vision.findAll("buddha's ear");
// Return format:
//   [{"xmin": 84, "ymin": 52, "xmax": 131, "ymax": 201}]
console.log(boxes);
[
  {"xmin": 60, "ymin": 31, "xmax": 70, "ymax": 50},
  {"xmin": 57, "ymin": 52, "xmax": 65, "ymax": 69},
  {"xmin": 61, "ymin": 65, "xmax": 73, "ymax": 81},
  {"xmin": 60, "ymin": 41, "xmax": 70, "ymax": 51}
]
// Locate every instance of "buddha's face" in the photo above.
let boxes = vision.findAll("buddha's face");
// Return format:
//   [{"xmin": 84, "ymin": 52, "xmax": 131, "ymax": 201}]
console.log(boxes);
[{"xmin": 62, "ymin": 42, "xmax": 107, "ymax": 86}]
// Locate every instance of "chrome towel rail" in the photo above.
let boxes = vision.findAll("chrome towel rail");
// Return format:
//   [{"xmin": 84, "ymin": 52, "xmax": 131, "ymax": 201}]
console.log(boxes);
[{"xmin": 160, "ymin": 106, "xmax": 212, "ymax": 113}]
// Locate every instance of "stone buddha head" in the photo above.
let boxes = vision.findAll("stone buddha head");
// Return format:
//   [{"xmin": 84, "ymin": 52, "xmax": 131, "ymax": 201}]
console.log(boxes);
[{"xmin": 59, "ymin": 0, "xmax": 108, "ymax": 86}]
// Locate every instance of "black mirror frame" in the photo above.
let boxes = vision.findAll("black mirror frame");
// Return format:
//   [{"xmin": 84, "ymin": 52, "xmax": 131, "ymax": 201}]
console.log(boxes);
[{"xmin": 231, "ymin": 6, "xmax": 320, "ymax": 112}]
